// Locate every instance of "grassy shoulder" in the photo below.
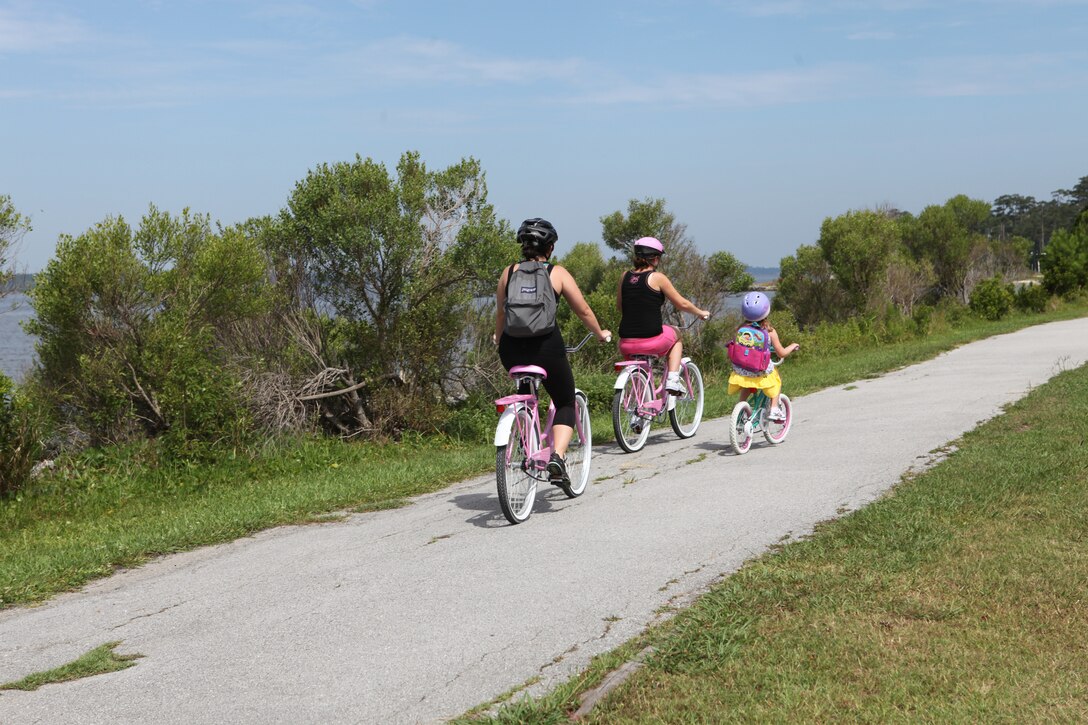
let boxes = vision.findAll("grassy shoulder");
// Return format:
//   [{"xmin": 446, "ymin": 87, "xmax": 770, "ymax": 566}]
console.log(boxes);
[
  {"xmin": 477, "ymin": 357, "xmax": 1088, "ymax": 722},
  {"xmin": 3, "ymin": 300, "xmax": 1087, "ymax": 609}
]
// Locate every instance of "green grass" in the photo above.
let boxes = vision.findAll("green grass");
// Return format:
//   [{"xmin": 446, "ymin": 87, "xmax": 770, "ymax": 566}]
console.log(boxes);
[
  {"xmin": 474, "ymin": 360, "xmax": 1088, "ymax": 722},
  {"xmin": 0, "ymin": 436, "xmax": 490, "ymax": 607},
  {"xmin": 0, "ymin": 641, "xmax": 142, "ymax": 691},
  {"xmin": 2, "ymin": 301, "xmax": 1087, "ymax": 609}
]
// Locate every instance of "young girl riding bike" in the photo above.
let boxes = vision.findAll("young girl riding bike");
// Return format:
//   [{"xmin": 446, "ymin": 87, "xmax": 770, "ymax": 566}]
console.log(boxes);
[
  {"xmin": 493, "ymin": 218, "xmax": 611, "ymax": 487},
  {"xmin": 616, "ymin": 237, "xmax": 710, "ymax": 395},
  {"xmin": 727, "ymin": 291, "xmax": 799, "ymax": 422}
]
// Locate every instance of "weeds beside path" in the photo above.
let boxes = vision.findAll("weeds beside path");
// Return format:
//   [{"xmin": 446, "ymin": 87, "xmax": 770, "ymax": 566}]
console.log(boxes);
[{"xmin": 3, "ymin": 303, "xmax": 1088, "ymax": 609}]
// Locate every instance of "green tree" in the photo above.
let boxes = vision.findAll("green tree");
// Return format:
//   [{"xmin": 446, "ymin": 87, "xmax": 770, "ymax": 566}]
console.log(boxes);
[
  {"xmin": 816, "ymin": 209, "xmax": 903, "ymax": 313},
  {"xmin": 903, "ymin": 195, "xmax": 992, "ymax": 303},
  {"xmin": 0, "ymin": 195, "xmax": 31, "ymax": 295},
  {"xmin": 270, "ymin": 151, "xmax": 510, "ymax": 434},
  {"xmin": 600, "ymin": 197, "xmax": 686, "ymax": 253},
  {"xmin": 1041, "ymin": 210, "xmax": 1088, "ymax": 296},
  {"xmin": 27, "ymin": 206, "xmax": 271, "ymax": 450},
  {"xmin": 777, "ymin": 244, "xmax": 850, "ymax": 327},
  {"xmin": 559, "ymin": 242, "xmax": 608, "ymax": 296}
]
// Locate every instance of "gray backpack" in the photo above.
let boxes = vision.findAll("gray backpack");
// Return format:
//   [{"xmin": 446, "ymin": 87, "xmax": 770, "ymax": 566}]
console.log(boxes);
[{"xmin": 504, "ymin": 261, "xmax": 557, "ymax": 338}]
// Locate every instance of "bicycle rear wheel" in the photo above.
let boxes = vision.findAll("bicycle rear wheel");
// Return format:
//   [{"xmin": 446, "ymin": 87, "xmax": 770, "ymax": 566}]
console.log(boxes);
[
  {"xmin": 496, "ymin": 407, "xmax": 539, "ymax": 524},
  {"xmin": 764, "ymin": 393, "xmax": 792, "ymax": 445},
  {"xmin": 668, "ymin": 360, "xmax": 704, "ymax": 439},
  {"xmin": 729, "ymin": 401, "xmax": 753, "ymax": 455},
  {"xmin": 561, "ymin": 392, "xmax": 592, "ymax": 498},
  {"xmin": 612, "ymin": 369, "xmax": 652, "ymax": 453}
]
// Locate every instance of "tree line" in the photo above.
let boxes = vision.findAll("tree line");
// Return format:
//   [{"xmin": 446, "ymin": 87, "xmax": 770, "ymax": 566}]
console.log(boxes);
[{"xmin": 1, "ymin": 164, "xmax": 1087, "ymax": 497}]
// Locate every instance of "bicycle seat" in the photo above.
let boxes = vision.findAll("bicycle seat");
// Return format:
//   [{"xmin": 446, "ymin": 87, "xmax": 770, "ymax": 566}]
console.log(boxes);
[{"xmin": 509, "ymin": 365, "xmax": 547, "ymax": 379}]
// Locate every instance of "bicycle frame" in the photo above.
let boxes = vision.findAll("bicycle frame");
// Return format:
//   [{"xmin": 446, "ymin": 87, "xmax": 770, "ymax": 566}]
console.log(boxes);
[
  {"xmin": 613, "ymin": 355, "xmax": 695, "ymax": 419},
  {"xmin": 735, "ymin": 357, "xmax": 783, "ymax": 433},
  {"xmin": 493, "ymin": 335, "xmax": 595, "ymax": 475}
]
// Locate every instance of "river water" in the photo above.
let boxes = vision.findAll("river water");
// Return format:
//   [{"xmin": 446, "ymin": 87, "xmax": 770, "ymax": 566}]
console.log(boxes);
[{"xmin": 0, "ymin": 293, "xmax": 36, "ymax": 381}]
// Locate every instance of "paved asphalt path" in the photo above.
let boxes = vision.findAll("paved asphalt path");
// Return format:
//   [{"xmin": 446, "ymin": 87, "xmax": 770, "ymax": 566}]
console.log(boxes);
[{"xmin": 2, "ymin": 318, "xmax": 1087, "ymax": 724}]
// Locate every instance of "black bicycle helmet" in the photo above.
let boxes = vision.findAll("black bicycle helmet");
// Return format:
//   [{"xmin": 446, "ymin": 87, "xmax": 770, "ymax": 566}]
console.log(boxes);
[{"xmin": 516, "ymin": 218, "xmax": 558, "ymax": 250}]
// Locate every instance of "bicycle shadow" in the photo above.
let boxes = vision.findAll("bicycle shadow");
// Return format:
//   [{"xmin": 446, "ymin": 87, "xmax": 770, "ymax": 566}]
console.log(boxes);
[
  {"xmin": 692, "ymin": 440, "xmax": 736, "ymax": 456},
  {"xmin": 449, "ymin": 489, "xmax": 563, "ymax": 529}
]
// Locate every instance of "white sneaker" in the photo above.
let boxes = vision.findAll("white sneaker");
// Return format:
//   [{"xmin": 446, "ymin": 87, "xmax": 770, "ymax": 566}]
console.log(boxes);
[
  {"xmin": 665, "ymin": 375, "xmax": 684, "ymax": 395},
  {"xmin": 769, "ymin": 405, "xmax": 786, "ymax": 423}
]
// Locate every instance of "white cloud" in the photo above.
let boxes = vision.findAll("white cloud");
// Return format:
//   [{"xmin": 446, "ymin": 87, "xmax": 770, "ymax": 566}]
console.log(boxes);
[
  {"xmin": 335, "ymin": 36, "xmax": 586, "ymax": 86},
  {"xmin": 0, "ymin": 6, "xmax": 86, "ymax": 52},
  {"xmin": 571, "ymin": 64, "xmax": 871, "ymax": 108},
  {"xmin": 847, "ymin": 30, "xmax": 897, "ymax": 40}
]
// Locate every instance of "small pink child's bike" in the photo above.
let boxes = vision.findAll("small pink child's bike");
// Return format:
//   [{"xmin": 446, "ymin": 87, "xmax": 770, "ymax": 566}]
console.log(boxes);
[{"xmin": 492, "ymin": 334, "xmax": 598, "ymax": 524}]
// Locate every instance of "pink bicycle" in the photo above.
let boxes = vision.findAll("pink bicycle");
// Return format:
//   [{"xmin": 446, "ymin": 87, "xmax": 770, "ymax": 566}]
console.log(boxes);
[
  {"xmin": 492, "ymin": 334, "xmax": 599, "ymax": 524},
  {"xmin": 611, "ymin": 326, "xmax": 705, "ymax": 453}
]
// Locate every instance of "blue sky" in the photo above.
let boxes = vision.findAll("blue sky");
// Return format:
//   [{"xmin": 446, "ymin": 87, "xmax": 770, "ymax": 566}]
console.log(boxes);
[{"xmin": 3, "ymin": 0, "xmax": 1087, "ymax": 271}]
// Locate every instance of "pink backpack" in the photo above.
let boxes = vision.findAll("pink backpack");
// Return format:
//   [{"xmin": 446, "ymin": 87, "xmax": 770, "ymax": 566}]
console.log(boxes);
[{"xmin": 727, "ymin": 323, "xmax": 770, "ymax": 374}]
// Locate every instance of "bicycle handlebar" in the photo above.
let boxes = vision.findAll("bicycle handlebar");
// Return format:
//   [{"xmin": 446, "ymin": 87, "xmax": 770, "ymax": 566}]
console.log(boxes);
[
  {"xmin": 675, "ymin": 311, "xmax": 710, "ymax": 330},
  {"xmin": 566, "ymin": 333, "xmax": 610, "ymax": 353}
]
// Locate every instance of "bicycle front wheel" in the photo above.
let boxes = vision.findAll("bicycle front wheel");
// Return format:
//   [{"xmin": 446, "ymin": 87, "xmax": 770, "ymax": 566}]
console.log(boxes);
[
  {"xmin": 612, "ymin": 369, "xmax": 652, "ymax": 453},
  {"xmin": 668, "ymin": 360, "xmax": 704, "ymax": 439},
  {"xmin": 730, "ymin": 401, "xmax": 753, "ymax": 455},
  {"xmin": 561, "ymin": 392, "xmax": 592, "ymax": 498},
  {"xmin": 764, "ymin": 393, "xmax": 792, "ymax": 445},
  {"xmin": 496, "ymin": 407, "xmax": 539, "ymax": 524}
]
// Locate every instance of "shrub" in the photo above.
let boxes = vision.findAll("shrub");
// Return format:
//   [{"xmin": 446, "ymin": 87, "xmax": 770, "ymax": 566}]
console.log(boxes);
[
  {"xmin": 26, "ymin": 207, "xmax": 272, "ymax": 452},
  {"xmin": 969, "ymin": 275, "xmax": 1015, "ymax": 320},
  {"xmin": 1042, "ymin": 225, "xmax": 1088, "ymax": 297},
  {"xmin": 1014, "ymin": 283, "xmax": 1049, "ymax": 313},
  {"xmin": 0, "ymin": 374, "xmax": 41, "ymax": 498}
]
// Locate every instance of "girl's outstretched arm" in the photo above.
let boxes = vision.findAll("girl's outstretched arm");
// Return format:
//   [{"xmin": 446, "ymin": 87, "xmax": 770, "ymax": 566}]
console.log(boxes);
[{"xmin": 768, "ymin": 327, "xmax": 799, "ymax": 357}]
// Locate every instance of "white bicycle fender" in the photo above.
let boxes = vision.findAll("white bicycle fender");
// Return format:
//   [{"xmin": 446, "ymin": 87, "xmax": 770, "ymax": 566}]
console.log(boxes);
[
  {"xmin": 613, "ymin": 368, "xmax": 633, "ymax": 391},
  {"xmin": 493, "ymin": 407, "xmax": 518, "ymax": 447}
]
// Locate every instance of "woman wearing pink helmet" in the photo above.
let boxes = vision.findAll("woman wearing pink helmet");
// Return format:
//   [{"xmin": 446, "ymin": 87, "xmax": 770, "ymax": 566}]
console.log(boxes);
[
  {"xmin": 616, "ymin": 237, "xmax": 710, "ymax": 395},
  {"xmin": 727, "ymin": 291, "xmax": 799, "ymax": 422}
]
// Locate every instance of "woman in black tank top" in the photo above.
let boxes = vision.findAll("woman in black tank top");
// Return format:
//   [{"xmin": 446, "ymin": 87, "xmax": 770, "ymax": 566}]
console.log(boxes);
[
  {"xmin": 616, "ymin": 237, "xmax": 710, "ymax": 394},
  {"xmin": 493, "ymin": 218, "xmax": 611, "ymax": 484}
]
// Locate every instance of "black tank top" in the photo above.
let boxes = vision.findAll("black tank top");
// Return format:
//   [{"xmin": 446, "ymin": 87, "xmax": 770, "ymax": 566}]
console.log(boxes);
[{"xmin": 618, "ymin": 270, "xmax": 664, "ymax": 339}]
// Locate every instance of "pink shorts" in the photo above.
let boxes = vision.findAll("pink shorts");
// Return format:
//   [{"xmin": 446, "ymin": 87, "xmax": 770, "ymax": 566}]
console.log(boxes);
[{"xmin": 618, "ymin": 326, "xmax": 679, "ymax": 357}]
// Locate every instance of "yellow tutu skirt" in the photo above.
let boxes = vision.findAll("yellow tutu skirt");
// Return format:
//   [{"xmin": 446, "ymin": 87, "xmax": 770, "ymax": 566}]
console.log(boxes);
[{"xmin": 727, "ymin": 368, "xmax": 782, "ymax": 399}]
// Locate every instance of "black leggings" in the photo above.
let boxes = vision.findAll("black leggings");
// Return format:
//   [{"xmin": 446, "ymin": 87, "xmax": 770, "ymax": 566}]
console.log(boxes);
[{"xmin": 498, "ymin": 328, "xmax": 576, "ymax": 428}]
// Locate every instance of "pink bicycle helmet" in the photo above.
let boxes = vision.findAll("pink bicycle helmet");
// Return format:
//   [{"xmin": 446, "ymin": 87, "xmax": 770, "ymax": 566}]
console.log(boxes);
[
  {"xmin": 741, "ymin": 291, "xmax": 771, "ymax": 322},
  {"xmin": 632, "ymin": 236, "xmax": 664, "ymax": 257}
]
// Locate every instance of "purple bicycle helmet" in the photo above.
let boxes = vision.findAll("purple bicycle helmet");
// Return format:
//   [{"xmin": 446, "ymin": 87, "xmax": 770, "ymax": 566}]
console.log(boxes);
[
  {"xmin": 632, "ymin": 236, "xmax": 664, "ymax": 257},
  {"xmin": 740, "ymin": 291, "xmax": 771, "ymax": 322}
]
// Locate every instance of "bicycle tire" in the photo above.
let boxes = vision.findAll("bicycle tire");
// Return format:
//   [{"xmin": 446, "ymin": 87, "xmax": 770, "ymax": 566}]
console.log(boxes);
[
  {"xmin": 668, "ymin": 360, "xmax": 704, "ymax": 439},
  {"xmin": 496, "ymin": 406, "xmax": 539, "ymax": 524},
  {"xmin": 612, "ymin": 369, "xmax": 652, "ymax": 453},
  {"xmin": 729, "ymin": 401, "xmax": 753, "ymax": 455},
  {"xmin": 561, "ymin": 392, "xmax": 591, "ymax": 498},
  {"xmin": 764, "ymin": 393, "xmax": 792, "ymax": 445}
]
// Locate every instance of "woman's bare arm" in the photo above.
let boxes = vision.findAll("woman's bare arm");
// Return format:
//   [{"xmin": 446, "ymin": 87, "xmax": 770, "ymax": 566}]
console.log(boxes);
[
  {"xmin": 493, "ymin": 266, "xmax": 509, "ymax": 344},
  {"xmin": 555, "ymin": 266, "xmax": 611, "ymax": 341},
  {"xmin": 654, "ymin": 273, "xmax": 710, "ymax": 318}
]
